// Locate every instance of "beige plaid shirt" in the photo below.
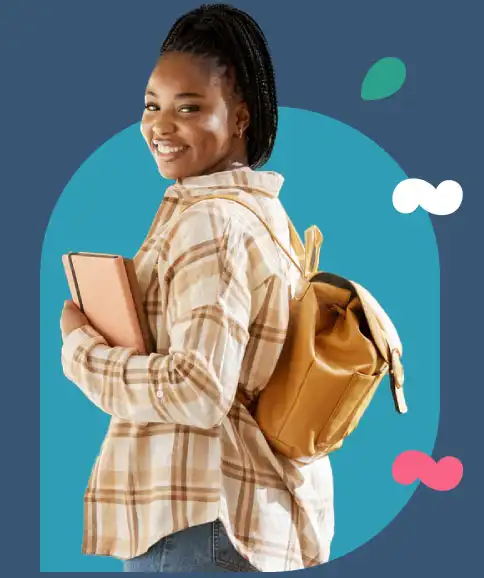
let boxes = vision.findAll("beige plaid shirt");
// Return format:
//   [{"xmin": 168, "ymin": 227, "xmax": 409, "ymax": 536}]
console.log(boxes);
[{"xmin": 61, "ymin": 167, "xmax": 334, "ymax": 572}]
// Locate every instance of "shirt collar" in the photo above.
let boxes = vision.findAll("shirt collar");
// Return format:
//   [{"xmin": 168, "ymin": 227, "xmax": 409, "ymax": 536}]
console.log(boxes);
[{"xmin": 164, "ymin": 166, "xmax": 284, "ymax": 199}]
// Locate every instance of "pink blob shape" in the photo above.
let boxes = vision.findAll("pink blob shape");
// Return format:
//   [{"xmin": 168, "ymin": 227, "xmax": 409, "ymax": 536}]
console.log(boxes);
[{"xmin": 392, "ymin": 450, "xmax": 463, "ymax": 491}]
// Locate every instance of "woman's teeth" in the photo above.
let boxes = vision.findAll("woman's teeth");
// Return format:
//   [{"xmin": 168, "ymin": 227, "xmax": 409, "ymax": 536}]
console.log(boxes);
[{"xmin": 153, "ymin": 142, "xmax": 187, "ymax": 154}]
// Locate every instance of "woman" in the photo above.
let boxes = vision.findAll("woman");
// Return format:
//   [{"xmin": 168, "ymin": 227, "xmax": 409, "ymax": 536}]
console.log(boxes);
[{"xmin": 61, "ymin": 3, "xmax": 334, "ymax": 573}]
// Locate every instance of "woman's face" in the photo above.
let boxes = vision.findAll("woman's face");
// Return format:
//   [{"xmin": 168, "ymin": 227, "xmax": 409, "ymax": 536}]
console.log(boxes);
[{"xmin": 141, "ymin": 51, "xmax": 249, "ymax": 180}]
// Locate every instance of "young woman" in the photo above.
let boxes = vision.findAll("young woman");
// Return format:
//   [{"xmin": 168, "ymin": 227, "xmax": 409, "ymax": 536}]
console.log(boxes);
[{"xmin": 60, "ymin": 3, "xmax": 334, "ymax": 573}]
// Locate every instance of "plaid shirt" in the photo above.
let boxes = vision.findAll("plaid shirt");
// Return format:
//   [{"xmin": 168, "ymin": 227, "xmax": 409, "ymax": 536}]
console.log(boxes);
[{"xmin": 61, "ymin": 167, "xmax": 334, "ymax": 572}]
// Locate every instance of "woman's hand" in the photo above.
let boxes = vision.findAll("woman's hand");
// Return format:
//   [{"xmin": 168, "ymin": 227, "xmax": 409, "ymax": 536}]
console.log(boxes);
[{"xmin": 61, "ymin": 300, "xmax": 90, "ymax": 341}]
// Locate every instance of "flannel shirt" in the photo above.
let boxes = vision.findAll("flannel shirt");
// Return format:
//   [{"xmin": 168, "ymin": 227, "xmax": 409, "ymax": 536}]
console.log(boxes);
[{"xmin": 61, "ymin": 166, "xmax": 334, "ymax": 572}]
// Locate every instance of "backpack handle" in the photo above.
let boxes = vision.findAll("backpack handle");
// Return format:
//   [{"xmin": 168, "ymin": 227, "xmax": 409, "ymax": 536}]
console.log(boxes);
[{"xmin": 288, "ymin": 218, "xmax": 324, "ymax": 279}]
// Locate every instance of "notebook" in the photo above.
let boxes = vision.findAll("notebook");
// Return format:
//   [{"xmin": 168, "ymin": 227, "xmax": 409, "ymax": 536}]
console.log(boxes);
[{"xmin": 62, "ymin": 252, "xmax": 153, "ymax": 354}]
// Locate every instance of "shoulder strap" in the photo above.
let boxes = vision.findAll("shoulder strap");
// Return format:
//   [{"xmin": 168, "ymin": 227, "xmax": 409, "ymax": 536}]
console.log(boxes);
[{"xmin": 181, "ymin": 194, "xmax": 307, "ymax": 278}]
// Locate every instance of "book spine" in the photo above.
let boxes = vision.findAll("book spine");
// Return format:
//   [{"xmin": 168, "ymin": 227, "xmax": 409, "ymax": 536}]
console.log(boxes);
[{"xmin": 66, "ymin": 253, "xmax": 85, "ymax": 313}]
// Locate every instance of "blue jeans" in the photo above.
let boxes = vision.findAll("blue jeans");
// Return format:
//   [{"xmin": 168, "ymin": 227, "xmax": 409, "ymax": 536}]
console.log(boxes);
[{"xmin": 123, "ymin": 520, "xmax": 258, "ymax": 573}]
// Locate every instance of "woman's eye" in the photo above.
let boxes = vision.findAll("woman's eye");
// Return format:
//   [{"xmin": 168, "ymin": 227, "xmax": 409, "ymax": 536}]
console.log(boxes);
[
  {"xmin": 143, "ymin": 103, "xmax": 200, "ymax": 113},
  {"xmin": 178, "ymin": 105, "xmax": 200, "ymax": 113}
]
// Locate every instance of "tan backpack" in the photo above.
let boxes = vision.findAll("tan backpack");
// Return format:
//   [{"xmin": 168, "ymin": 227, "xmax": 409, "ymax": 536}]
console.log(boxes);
[{"xmin": 184, "ymin": 194, "xmax": 408, "ymax": 463}]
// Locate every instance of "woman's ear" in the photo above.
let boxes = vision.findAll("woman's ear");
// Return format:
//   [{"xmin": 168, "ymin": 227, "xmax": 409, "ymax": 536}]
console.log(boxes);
[{"xmin": 235, "ymin": 101, "xmax": 250, "ymax": 138}]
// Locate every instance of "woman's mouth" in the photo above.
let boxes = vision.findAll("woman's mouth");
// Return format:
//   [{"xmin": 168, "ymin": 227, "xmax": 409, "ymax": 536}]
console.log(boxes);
[{"xmin": 152, "ymin": 140, "xmax": 189, "ymax": 162}]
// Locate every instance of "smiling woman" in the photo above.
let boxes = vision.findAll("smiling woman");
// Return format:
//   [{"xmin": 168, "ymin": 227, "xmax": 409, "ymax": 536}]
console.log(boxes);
[
  {"xmin": 139, "ymin": 5, "xmax": 277, "ymax": 181},
  {"xmin": 140, "ymin": 50, "xmax": 250, "ymax": 179},
  {"xmin": 58, "ymin": 3, "xmax": 334, "ymax": 574}
]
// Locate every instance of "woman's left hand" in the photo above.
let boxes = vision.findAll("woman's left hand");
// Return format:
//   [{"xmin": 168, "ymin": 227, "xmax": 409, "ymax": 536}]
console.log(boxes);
[{"xmin": 61, "ymin": 300, "xmax": 90, "ymax": 341}]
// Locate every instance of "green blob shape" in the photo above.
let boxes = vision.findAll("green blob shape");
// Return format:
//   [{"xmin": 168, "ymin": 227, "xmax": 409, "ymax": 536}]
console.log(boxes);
[{"xmin": 361, "ymin": 57, "xmax": 407, "ymax": 101}]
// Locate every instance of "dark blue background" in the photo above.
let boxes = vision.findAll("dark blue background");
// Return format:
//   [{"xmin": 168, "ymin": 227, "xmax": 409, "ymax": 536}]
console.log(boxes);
[{"xmin": 2, "ymin": 0, "xmax": 481, "ymax": 574}]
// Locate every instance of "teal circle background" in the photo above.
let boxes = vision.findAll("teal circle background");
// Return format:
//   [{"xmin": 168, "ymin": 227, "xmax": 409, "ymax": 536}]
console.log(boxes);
[{"xmin": 41, "ymin": 107, "xmax": 440, "ymax": 572}]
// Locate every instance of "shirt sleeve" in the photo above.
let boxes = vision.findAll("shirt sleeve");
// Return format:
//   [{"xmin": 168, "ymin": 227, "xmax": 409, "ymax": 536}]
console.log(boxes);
[{"xmin": 61, "ymin": 206, "xmax": 251, "ymax": 428}]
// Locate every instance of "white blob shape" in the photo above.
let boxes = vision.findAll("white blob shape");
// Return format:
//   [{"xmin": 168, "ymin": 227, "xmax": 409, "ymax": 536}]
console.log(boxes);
[
  {"xmin": 392, "ymin": 178, "xmax": 427, "ymax": 213},
  {"xmin": 420, "ymin": 180, "xmax": 463, "ymax": 215},
  {"xmin": 392, "ymin": 178, "xmax": 463, "ymax": 215}
]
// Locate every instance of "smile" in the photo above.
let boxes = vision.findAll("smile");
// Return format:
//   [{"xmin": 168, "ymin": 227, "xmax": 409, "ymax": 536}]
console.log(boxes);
[{"xmin": 152, "ymin": 140, "xmax": 189, "ymax": 160}]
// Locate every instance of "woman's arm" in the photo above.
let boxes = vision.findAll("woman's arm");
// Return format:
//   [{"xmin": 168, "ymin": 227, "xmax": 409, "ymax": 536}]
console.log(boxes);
[{"xmin": 61, "ymin": 207, "xmax": 251, "ymax": 428}]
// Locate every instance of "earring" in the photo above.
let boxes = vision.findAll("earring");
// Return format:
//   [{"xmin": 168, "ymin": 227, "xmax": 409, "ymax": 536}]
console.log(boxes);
[{"xmin": 237, "ymin": 127, "xmax": 243, "ymax": 139}]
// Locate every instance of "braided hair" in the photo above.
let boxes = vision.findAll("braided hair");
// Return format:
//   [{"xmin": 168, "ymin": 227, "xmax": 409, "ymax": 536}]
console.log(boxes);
[{"xmin": 160, "ymin": 3, "xmax": 278, "ymax": 169}]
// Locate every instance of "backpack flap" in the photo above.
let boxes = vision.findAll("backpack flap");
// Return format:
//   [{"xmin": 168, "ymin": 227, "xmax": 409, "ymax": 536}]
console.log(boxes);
[{"xmin": 351, "ymin": 282, "xmax": 408, "ymax": 415}]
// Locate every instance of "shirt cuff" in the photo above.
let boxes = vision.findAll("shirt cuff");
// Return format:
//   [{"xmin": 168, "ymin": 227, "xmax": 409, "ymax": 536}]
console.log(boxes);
[{"xmin": 62, "ymin": 324, "xmax": 108, "ymax": 365}]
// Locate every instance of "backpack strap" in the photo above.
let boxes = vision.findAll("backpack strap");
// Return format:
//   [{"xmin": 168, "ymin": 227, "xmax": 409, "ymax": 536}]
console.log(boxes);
[
  {"xmin": 178, "ymin": 194, "xmax": 309, "ymax": 411},
  {"xmin": 180, "ymin": 194, "xmax": 324, "ymax": 279},
  {"xmin": 180, "ymin": 194, "xmax": 309, "ymax": 278}
]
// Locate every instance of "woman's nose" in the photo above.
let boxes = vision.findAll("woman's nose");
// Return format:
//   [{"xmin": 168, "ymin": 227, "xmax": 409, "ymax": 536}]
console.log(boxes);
[{"xmin": 153, "ymin": 112, "xmax": 176, "ymax": 136}]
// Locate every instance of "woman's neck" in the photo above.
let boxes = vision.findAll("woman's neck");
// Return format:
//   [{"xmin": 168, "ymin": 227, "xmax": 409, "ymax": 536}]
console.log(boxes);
[
  {"xmin": 205, "ymin": 145, "xmax": 249, "ymax": 175},
  {"xmin": 177, "ymin": 150, "xmax": 249, "ymax": 182}
]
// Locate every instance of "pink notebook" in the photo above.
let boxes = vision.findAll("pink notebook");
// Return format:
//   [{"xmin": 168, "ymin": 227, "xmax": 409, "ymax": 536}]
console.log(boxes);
[{"xmin": 62, "ymin": 252, "xmax": 153, "ymax": 354}]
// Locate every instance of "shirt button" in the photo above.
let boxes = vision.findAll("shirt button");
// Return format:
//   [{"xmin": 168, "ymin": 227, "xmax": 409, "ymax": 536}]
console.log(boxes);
[{"xmin": 156, "ymin": 389, "xmax": 163, "ymax": 399}]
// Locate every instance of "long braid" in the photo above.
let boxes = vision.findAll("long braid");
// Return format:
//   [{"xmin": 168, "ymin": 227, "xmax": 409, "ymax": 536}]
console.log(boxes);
[{"xmin": 160, "ymin": 4, "xmax": 278, "ymax": 168}]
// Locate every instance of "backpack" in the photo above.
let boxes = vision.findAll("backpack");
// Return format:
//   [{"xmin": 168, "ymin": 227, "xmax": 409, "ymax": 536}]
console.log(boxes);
[{"xmin": 182, "ymin": 194, "xmax": 407, "ymax": 463}]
